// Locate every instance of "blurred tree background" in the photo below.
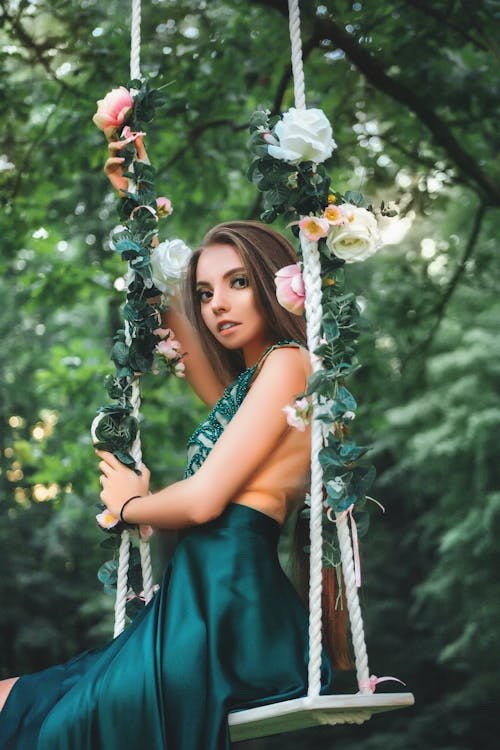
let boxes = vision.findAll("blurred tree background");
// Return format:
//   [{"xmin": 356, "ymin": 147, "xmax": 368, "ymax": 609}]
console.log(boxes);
[{"xmin": 0, "ymin": 0, "xmax": 498, "ymax": 748}]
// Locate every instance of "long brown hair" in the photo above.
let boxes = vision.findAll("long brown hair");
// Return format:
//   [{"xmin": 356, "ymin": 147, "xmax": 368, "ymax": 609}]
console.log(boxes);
[
  {"xmin": 184, "ymin": 220, "xmax": 306, "ymax": 384},
  {"xmin": 292, "ymin": 509, "xmax": 353, "ymax": 670},
  {"xmin": 185, "ymin": 219, "xmax": 351, "ymax": 668}
]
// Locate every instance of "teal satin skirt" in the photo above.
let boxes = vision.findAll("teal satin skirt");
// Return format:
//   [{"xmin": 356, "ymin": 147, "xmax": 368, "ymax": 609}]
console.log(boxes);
[{"xmin": 0, "ymin": 503, "xmax": 332, "ymax": 749}]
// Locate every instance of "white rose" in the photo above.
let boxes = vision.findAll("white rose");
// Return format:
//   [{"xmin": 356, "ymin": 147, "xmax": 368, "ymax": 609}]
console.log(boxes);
[
  {"xmin": 326, "ymin": 204, "xmax": 380, "ymax": 263},
  {"xmin": 267, "ymin": 107, "xmax": 336, "ymax": 164},
  {"xmin": 151, "ymin": 238, "xmax": 192, "ymax": 293}
]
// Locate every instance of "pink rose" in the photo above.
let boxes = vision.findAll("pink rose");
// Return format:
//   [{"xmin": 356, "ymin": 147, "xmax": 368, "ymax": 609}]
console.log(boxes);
[
  {"xmin": 156, "ymin": 197, "xmax": 173, "ymax": 218},
  {"xmin": 153, "ymin": 327, "xmax": 172, "ymax": 339},
  {"xmin": 298, "ymin": 216, "xmax": 330, "ymax": 241},
  {"xmin": 156, "ymin": 339, "xmax": 181, "ymax": 360},
  {"xmin": 96, "ymin": 510, "xmax": 119, "ymax": 529},
  {"xmin": 275, "ymin": 264, "xmax": 305, "ymax": 315},
  {"xmin": 92, "ymin": 86, "xmax": 134, "ymax": 137}
]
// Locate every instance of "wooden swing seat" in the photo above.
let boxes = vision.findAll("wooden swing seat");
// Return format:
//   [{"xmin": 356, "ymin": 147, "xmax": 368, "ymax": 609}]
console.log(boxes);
[{"xmin": 228, "ymin": 691, "xmax": 415, "ymax": 741}]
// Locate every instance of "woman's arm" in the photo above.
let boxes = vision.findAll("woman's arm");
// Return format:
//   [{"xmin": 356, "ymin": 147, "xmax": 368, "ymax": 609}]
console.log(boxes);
[
  {"xmin": 104, "ymin": 138, "xmax": 225, "ymax": 406},
  {"xmin": 99, "ymin": 347, "xmax": 308, "ymax": 526},
  {"xmin": 161, "ymin": 289, "xmax": 226, "ymax": 406}
]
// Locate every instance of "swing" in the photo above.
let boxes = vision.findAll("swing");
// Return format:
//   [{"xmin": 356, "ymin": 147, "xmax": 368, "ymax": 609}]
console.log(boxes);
[{"xmin": 101, "ymin": 0, "xmax": 414, "ymax": 741}]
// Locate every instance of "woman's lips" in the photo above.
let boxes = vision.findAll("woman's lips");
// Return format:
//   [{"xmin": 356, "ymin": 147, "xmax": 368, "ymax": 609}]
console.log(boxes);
[{"xmin": 217, "ymin": 321, "xmax": 239, "ymax": 334}]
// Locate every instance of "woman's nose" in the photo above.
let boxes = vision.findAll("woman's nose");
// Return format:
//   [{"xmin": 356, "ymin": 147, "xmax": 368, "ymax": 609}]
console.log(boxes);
[{"xmin": 211, "ymin": 287, "xmax": 229, "ymax": 313}]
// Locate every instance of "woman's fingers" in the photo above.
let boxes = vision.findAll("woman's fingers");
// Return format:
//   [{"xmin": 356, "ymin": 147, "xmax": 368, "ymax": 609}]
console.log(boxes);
[
  {"xmin": 103, "ymin": 157, "xmax": 127, "ymax": 192},
  {"xmin": 107, "ymin": 137, "xmax": 146, "ymax": 157},
  {"xmin": 98, "ymin": 460, "xmax": 113, "ymax": 477},
  {"xmin": 135, "ymin": 135, "xmax": 148, "ymax": 162},
  {"xmin": 104, "ymin": 156, "xmax": 125, "ymax": 175},
  {"xmin": 96, "ymin": 450, "xmax": 122, "ymax": 469},
  {"xmin": 108, "ymin": 139, "xmax": 129, "ymax": 153}
]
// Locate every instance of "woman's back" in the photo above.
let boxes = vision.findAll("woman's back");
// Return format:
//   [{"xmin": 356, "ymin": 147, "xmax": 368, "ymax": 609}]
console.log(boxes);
[{"xmin": 232, "ymin": 345, "xmax": 312, "ymax": 525}]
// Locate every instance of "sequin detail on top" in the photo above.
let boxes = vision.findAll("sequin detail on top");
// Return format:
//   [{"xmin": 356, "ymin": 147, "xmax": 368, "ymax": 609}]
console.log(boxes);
[{"xmin": 183, "ymin": 341, "xmax": 301, "ymax": 479}]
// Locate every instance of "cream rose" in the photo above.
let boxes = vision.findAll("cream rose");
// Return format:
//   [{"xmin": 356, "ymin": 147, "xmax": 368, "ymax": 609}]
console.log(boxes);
[
  {"xmin": 326, "ymin": 204, "xmax": 381, "ymax": 263},
  {"xmin": 151, "ymin": 239, "xmax": 192, "ymax": 293},
  {"xmin": 267, "ymin": 107, "xmax": 336, "ymax": 164}
]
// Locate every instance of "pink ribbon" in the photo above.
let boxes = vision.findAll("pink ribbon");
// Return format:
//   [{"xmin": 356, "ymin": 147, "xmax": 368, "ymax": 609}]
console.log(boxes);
[
  {"xmin": 129, "ymin": 204, "xmax": 158, "ymax": 221},
  {"xmin": 337, "ymin": 503, "xmax": 361, "ymax": 587},
  {"xmin": 120, "ymin": 125, "xmax": 146, "ymax": 145},
  {"xmin": 358, "ymin": 674, "xmax": 407, "ymax": 694}
]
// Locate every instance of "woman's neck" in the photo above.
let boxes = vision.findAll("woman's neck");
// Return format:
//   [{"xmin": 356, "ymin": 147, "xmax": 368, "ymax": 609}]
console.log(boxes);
[{"xmin": 243, "ymin": 339, "xmax": 275, "ymax": 368}]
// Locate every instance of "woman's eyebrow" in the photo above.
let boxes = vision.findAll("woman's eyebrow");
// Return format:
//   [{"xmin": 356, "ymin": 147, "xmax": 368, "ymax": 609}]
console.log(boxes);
[{"xmin": 196, "ymin": 267, "xmax": 247, "ymax": 287}]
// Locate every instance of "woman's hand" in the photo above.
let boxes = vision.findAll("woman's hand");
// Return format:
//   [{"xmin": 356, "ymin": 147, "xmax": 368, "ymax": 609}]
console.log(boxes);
[
  {"xmin": 97, "ymin": 450, "xmax": 151, "ymax": 518},
  {"xmin": 103, "ymin": 135, "xmax": 149, "ymax": 193}
]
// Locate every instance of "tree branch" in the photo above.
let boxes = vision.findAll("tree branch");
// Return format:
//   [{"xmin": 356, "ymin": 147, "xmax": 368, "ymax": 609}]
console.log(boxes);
[
  {"xmin": 250, "ymin": 0, "xmax": 499, "ymax": 207},
  {"xmin": 9, "ymin": 87, "xmax": 66, "ymax": 202},
  {"xmin": 405, "ymin": 0, "xmax": 493, "ymax": 55},
  {"xmin": 160, "ymin": 32, "xmax": 318, "ymax": 173},
  {"xmin": 312, "ymin": 17, "xmax": 499, "ymax": 206},
  {"xmin": 0, "ymin": 1, "xmax": 74, "ymax": 93},
  {"xmin": 159, "ymin": 118, "xmax": 246, "ymax": 173}
]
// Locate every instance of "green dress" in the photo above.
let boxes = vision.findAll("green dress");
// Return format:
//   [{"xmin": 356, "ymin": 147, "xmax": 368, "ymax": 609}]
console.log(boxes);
[{"xmin": 0, "ymin": 344, "xmax": 332, "ymax": 749}]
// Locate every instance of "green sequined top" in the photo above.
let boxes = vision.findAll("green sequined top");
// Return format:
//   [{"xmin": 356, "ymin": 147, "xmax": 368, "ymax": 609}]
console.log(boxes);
[{"xmin": 183, "ymin": 341, "xmax": 301, "ymax": 479}]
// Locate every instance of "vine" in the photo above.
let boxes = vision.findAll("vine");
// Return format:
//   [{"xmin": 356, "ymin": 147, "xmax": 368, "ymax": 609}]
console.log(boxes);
[
  {"xmin": 92, "ymin": 81, "xmax": 190, "ymax": 614},
  {"xmin": 248, "ymin": 106, "xmax": 395, "ymax": 565}
]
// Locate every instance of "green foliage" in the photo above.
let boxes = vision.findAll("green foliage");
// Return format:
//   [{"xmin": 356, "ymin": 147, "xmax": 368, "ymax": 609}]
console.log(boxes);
[{"xmin": 249, "ymin": 106, "xmax": 385, "ymax": 566}]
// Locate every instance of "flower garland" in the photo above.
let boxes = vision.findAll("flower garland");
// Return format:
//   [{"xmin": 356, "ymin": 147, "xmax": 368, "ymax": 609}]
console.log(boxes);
[
  {"xmin": 248, "ymin": 106, "xmax": 395, "ymax": 567},
  {"xmin": 91, "ymin": 81, "xmax": 191, "ymax": 613}
]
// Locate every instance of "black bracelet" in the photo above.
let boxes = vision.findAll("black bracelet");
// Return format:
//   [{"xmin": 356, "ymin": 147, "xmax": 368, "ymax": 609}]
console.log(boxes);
[{"xmin": 120, "ymin": 495, "xmax": 141, "ymax": 523}]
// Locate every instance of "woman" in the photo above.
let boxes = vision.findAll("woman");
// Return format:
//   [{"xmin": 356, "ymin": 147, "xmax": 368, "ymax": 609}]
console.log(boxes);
[{"xmin": 0, "ymin": 195, "xmax": 339, "ymax": 748}]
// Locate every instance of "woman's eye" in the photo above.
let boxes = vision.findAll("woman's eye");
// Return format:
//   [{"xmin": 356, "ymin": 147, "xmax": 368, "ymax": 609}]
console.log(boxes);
[
  {"xmin": 198, "ymin": 289, "xmax": 212, "ymax": 302},
  {"xmin": 231, "ymin": 275, "xmax": 249, "ymax": 289}
]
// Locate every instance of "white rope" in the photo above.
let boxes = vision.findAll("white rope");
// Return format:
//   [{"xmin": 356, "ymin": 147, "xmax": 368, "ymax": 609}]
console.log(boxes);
[
  {"xmin": 114, "ymin": 529, "xmax": 131, "ymax": 637},
  {"xmin": 289, "ymin": 0, "xmax": 371, "ymax": 698},
  {"xmin": 336, "ymin": 514, "xmax": 370, "ymax": 693},
  {"xmin": 129, "ymin": 369, "xmax": 154, "ymax": 605},
  {"xmin": 288, "ymin": 0, "xmax": 324, "ymax": 701},
  {"xmin": 130, "ymin": 0, "xmax": 141, "ymax": 81},
  {"xmin": 300, "ymin": 233, "xmax": 324, "ymax": 699},
  {"xmin": 113, "ymin": 0, "xmax": 155, "ymax": 636},
  {"xmin": 288, "ymin": 0, "xmax": 306, "ymax": 111}
]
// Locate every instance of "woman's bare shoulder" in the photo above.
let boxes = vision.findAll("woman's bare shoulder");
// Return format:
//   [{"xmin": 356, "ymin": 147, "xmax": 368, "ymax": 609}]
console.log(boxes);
[{"xmin": 253, "ymin": 344, "xmax": 311, "ymax": 390}]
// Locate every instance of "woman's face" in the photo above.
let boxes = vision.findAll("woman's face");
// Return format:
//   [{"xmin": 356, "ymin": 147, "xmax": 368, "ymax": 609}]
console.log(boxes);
[{"xmin": 196, "ymin": 243, "xmax": 270, "ymax": 364}]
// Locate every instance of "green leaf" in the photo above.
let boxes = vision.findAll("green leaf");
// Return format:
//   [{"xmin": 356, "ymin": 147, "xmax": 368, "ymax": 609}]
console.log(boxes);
[
  {"xmin": 343, "ymin": 190, "xmax": 367, "ymax": 207},
  {"xmin": 336, "ymin": 385, "xmax": 357, "ymax": 412},
  {"xmin": 114, "ymin": 239, "xmax": 142, "ymax": 258},
  {"xmin": 323, "ymin": 313, "xmax": 340, "ymax": 340},
  {"xmin": 97, "ymin": 559, "xmax": 118, "ymax": 586}
]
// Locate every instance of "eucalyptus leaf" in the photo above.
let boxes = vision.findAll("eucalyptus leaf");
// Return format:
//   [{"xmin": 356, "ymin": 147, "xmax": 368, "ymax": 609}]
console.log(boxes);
[
  {"xmin": 323, "ymin": 313, "xmax": 340, "ymax": 340},
  {"xmin": 97, "ymin": 560, "xmax": 118, "ymax": 586}
]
